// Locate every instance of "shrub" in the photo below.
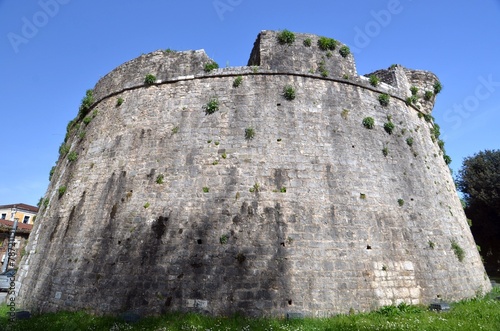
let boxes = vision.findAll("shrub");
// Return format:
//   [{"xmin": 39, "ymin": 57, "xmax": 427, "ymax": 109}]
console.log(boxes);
[
  {"xmin": 277, "ymin": 30, "xmax": 296, "ymax": 45},
  {"xmin": 317, "ymin": 36, "xmax": 337, "ymax": 51},
  {"xmin": 59, "ymin": 143, "xmax": 70, "ymax": 156},
  {"xmin": 204, "ymin": 61, "xmax": 219, "ymax": 72},
  {"xmin": 382, "ymin": 147, "xmax": 389, "ymax": 157},
  {"xmin": 280, "ymin": 187, "xmax": 287, "ymax": 193},
  {"xmin": 233, "ymin": 76, "xmax": 243, "ymax": 88},
  {"xmin": 144, "ymin": 74, "xmax": 156, "ymax": 85},
  {"xmin": 433, "ymin": 81, "xmax": 443, "ymax": 94},
  {"xmin": 410, "ymin": 86, "xmax": 419, "ymax": 95},
  {"xmin": 339, "ymin": 46, "xmax": 350, "ymax": 58},
  {"xmin": 384, "ymin": 121, "xmax": 395, "ymax": 134},
  {"xmin": 369, "ymin": 75, "xmax": 379, "ymax": 87},
  {"xmin": 398, "ymin": 199, "xmax": 405, "ymax": 206},
  {"xmin": 444, "ymin": 154, "xmax": 452, "ymax": 165},
  {"xmin": 406, "ymin": 137, "xmax": 414, "ymax": 146},
  {"xmin": 451, "ymin": 240, "xmax": 465, "ymax": 262},
  {"xmin": 116, "ymin": 98, "xmax": 124, "ymax": 106},
  {"xmin": 79, "ymin": 89, "xmax": 94, "ymax": 116},
  {"xmin": 49, "ymin": 166, "xmax": 56, "ymax": 181},
  {"xmin": 67, "ymin": 151, "xmax": 78, "ymax": 162},
  {"xmin": 143, "ymin": 202, "xmax": 150, "ymax": 209},
  {"xmin": 362, "ymin": 117, "xmax": 375, "ymax": 129},
  {"xmin": 58, "ymin": 186, "xmax": 67, "ymax": 198},
  {"xmin": 424, "ymin": 90, "xmax": 434, "ymax": 101},
  {"xmin": 249, "ymin": 183, "xmax": 260, "ymax": 193},
  {"xmin": 378, "ymin": 94, "xmax": 390, "ymax": 106},
  {"xmin": 202, "ymin": 187, "xmax": 209, "ymax": 193},
  {"xmin": 83, "ymin": 117, "xmax": 92, "ymax": 125},
  {"xmin": 283, "ymin": 85, "xmax": 296, "ymax": 100},
  {"xmin": 203, "ymin": 97, "xmax": 219, "ymax": 115},
  {"xmin": 245, "ymin": 127, "xmax": 255, "ymax": 140},
  {"xmin": 171, "ymin": 126, "xmax": 179, "ymax": 134},
  {"xmin": 303, "ymin": 38, "xmax": 312, "ymax": 47},
  {"xmin": 406, "ymin": 95, "xmax": 418, "ymax": 106},
  {"xmin": 428, "ymin": 240, "xmax": 435, "ymax": 249}
]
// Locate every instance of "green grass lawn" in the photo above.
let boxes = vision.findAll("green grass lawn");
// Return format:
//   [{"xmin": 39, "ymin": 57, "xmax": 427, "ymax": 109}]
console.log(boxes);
[{"xmin": 1, "ymin": 288, "xmax": 500, "ymax": 331}]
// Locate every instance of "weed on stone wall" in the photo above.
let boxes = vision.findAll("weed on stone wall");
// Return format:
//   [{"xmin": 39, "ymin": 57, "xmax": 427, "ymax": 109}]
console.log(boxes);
[
  {"xmin": 369, "ymin": 75, "xmax": 379, "ymax": 87},
  {"xmin": 378, "ymin": 94, "xmax": 390, "ymax": 107},
  {"xmin": 451, "ymin": 240, "xmax": 465, "ymax": 262},
  {"xmin": 339, "ymin": 46, "xmax": 350, "ymax": 58},
  {"xmin": 233, "ymin": 76, "xmax": 243, "ymax": 88},
  {"xmin": 58, "ymin": 186, "xmax": 66, "ymax": 199},
  {"xmin": 144, "ymin": 74, "xmax": 156, "ymax": 85},
  {"xmin": 282, "ymin": 85, "xmax": 296, "ymax": 100},
  {"xmin": 203, "ymin": 97, "xmax": 220, "ymax": 115},
  {"xmin": 116, "ymin": 97, "xmax": 124, "ymax": 107},
  {"xmin": 245, "ymin": 127, "xmax": 255, "ymax": 140},
  {"xmin": 362, "ymin": 117, "xmax": 375, "ymax": 129},
  {"xmin": 384, "ymin": 121, "xmax": 395, "ymax": 134},
  {"xmin": 317, "ymin": 36, "xmax": 337, "ymax": 51},
  {"xmin": 204, "ymin": 61, "xmax": 219, "ymax": 72},
  {"xmin": 277, "ymin": 30, "xmax": 296, "ymax": 45}
]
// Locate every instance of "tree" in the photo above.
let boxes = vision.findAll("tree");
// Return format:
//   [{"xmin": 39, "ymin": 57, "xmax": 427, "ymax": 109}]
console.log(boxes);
[{"xmin": 456, "ymin": 149, "xmax": 500, "ymax": 274}]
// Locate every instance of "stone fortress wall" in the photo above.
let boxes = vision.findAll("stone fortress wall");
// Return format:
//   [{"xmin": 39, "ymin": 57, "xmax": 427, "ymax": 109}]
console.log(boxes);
[{"xmin": 17, "ymin": 30, "xmax": 490, "ymax": 317}]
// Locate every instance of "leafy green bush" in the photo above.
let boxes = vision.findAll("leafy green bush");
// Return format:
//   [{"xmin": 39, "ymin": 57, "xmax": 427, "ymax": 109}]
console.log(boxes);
[
  {"xmin": 433, "ymin": 81, "xmax": 443, "ymax": 94},
  {"xmin": 369, "ymin": 75, "xmax": 379, "ymax": 87},
  {"xmin": 202, "ymin": 187, "xmax": 209, "ymax": 193},
  {"xmin": 67, "ymin": 151, "xmax": 78, "ymax": 162},
  {"xmin": 406, "ymin": 95, "xmax": 418, "ymax": 106},
  {"xmin": 79, "ymin": 89, "xmax": 94, "ymax": 116},
  {"xmin": 203, "ymin": 97, "xmax": 219, "ymax": 115},
  {"xmin": 398, "ymin": 199, "xmax": 404, "ymax": 206},
  {"xmin": 317, "ymin": 36, "xmax": 337, "ymax": 50},
  {"xmin": 384, "ymin": 121, "xmax": 395, "ymax": 134},
  {"xmin": 58, "ymin": 186, "xmax": 67, "ymax": 198},
  {"xmin": 277, "ymin": 30, "xmax": 296, "ymax": 45},
  {"xmin": 362, "ymin": 117, "xmax": 375, "ymax": 129},
  {"xmin": 83, "ymin": 116, "xmax": 92, "ymax": 125},
  {"xmin": 444, "ymin": 154, "xmax": 452, "ymax": 165},
  {"xmin": 245, "ymin": 127, "xmax": 255, "ymax": 140},
  {"xmin": 382, "ymin": 147, "xmax": 389, "ymax": 157},
  {"xmin": 410, "ymin": 86, "xmax": 419, "ymax": 95},
  {"xmin": 303, "ymin": 38, "xmax": 312, "ymax": 47},
  {"xmin": 116, "ymin": 98, "xmax": 124, "ymax": 106},
  {"xmin": 49, "ymin": 166, "xmax": 56, "ymax": 181},
  {"xmin": 59, "ymin": 143, "xmax": 70, "ymax": 156},
  {"xmin": 144, "ymin": 74, "xmax": 156, "ymax": 85},
  {"xmin": 283, "ymin": 85, "xmax": 296, "ymax": 100},
  {"xmin": 233, "ymin": 76, "xmax": 243, "ymax": 88},
  {"xmin": 378, "ymin": 94, "xmax": 390, "ymax": 106},
  {"xmin": 406, "ymin": 137, "xmax": 414, "ymax": 146},
  {"xmin": 424, "ymin": 90, "xmax": 434, "ymax": 101},
  {"xmin": 204, "ymin": 61, "xmax": 219, "ymax": 72},
  {"xmin": 339, "ymin": 46, "xmax": 350, "ymax": 58},
  {"xmin": 219, "ymin": 234, "xmax": 228, "ymax": 244}
]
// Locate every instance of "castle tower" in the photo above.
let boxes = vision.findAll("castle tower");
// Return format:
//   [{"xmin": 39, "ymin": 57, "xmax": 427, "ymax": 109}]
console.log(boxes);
[{"xmin": 18, "ymin": 31, "xmax": 489, "ymax": 317}]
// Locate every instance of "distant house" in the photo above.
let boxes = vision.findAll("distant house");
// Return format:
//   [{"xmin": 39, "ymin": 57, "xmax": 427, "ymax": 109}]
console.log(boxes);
[
  {"xmin": 0, "ymin": 203, "xmax": 39, "ymax": 225},
  {"xmin": 0, "ymin": 204, "xmax": 37, "ymax": 269}
]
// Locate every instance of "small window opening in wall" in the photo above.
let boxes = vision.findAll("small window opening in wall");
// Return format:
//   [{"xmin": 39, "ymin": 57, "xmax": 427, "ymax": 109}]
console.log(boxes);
[
  {"xmin": 288, "ymin": 299, "xmax": 293, "ymax": 305},
  {"xmin": 1, "ymin": 213, "xmax": 6, "ymax": 220},
  {"xmin": 197, "ymin": 239, "xmax": 203, "ymax": 244},
  {"xmin": 23, "ymin": 215, "xmax": 30, "ymax": 223},
  {"xmin": 277, "ymin": 103, "xmax": 282, "ymax": 106},
  {"xmin": 367, "ymin": 245, "xmax": 372, "ymax": 250},
  {"xmin": 118, "ymin": 241, "xmax": 121, "ymax": 245},
  {"xmin": 352, "ymin": 145, "xmax": 355, "ymax": 148},
  {"xmin": 280, "ymin": 242, "xmax": 285, "ymax": 247}
]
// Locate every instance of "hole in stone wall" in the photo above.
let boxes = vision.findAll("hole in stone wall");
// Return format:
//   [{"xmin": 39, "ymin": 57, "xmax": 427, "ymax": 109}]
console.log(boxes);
[
  {"xmin": 118, "ymin": 240, "xmax": 121, "ymax": 245},
  {"xmin": 280, "ymin": 242, "xmax": 285, "ymax": 247},
  {"xmin": 352, "ymin": 145, "xmax": 355, "ymax": 148},
  {"xmin": 178, "ymin": 229, "xmax": 183, "ymax": 234},
  {"xmin": 288, "ymin": 299, "xmax": 293, "ymax": 305},
  {"xmin": 177, "ymin": 273, "xmax": 184, "ymax": 279},
  {"xmin": 367, "ymin": 245, "xmax": 372, "ymax": 250},
  {"xmin": 197, "ymin": 239, "xmax": 203, "ymax": 244},
  {"xmin": 277, "ymin": 103, "xmax": 282, "ymax": 106}
]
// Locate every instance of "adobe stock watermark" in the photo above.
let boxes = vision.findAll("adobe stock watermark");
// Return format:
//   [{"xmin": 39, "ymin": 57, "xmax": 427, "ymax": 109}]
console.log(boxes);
[
  {"xmin": 213, "ymin": 0, "xmax": 243, "ymax": 21},
  {"xmin": 351, "ymin": 0, "xmax": 413, "ymax": 54},
  {"xmin": 7, "ymin": 0, "xmax": 71, "ymax": 54},
  {"xmin": 443, "ymin": 74, "xmax": 500, "ymax": 130}
]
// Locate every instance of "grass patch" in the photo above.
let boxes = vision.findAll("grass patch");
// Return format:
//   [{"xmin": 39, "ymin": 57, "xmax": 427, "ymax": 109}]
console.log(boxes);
[
  {"xmin": 3, "ymin": 291, "xmax": 500, "ymax": 331},
  {"xmin": 339, "ymin": 45, "xmax": 350, "ymax": 58},
  {"xmin": 362, "ymin": 117, "xmax": 375, "ymax": 129},
  {"xmin": 451, "ymin": 239, "xmax": 465, "ymax": 262},
  {"xmin": 369, "ymin": 75, "xmax": 379, "ymax": 87},
  {"xmin": 144, "ymin": 74, "xmax": 156, "ymax": 85},
  {"xmin": 204, "ymin": 61, "xmax": 219, "ymax": 72},
  {"xmin": 282, "ymin": 85, "xmax": 296, "ymax": 100},
  {"xmin": 233, "ymin": 75, "xmax": 243, "ymax": 88},
  {"xmin": 378, "ymin": 93, "xmax": 390, "ymax": 106},
  {"xmin": 317, "ymin": 36, "xmax": 337, "ymax": 50}
]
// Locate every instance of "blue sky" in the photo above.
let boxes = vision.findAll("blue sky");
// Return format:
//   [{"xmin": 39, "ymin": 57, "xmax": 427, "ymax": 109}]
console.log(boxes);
[{"xmin": 1, "ymin": 0, "xmax": 499, "ymax": 206}]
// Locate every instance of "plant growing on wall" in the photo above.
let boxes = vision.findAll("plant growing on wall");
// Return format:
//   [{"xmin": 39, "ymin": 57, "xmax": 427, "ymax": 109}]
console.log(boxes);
[
  {"xmin": 67, "ymin": 151, "xmax": 78, "ymax": 162},
  {"xmin": 317, "ymin": 36, "xmax": 337, "ymax": 51},
  {"xmin": 59, "ymin": 143, "xmax": 70, "ymax": 157},
  {"xmin": 406, "ymin": 137, "xmax": 414, "ymax": 147},
  {"xmin": 398, "ymin": 199, "xmax": 405, "ymax": 206},
  {"xmin": 410, "ymin": 86, "xmax": 419, "ymax": 95},
  {"xmin": 339, "ymin": 46, "xmax": 350, "ymax": 58},
  {"xmin": 384, "ymin": 121, "xmax": 395, "ymax": 134},
  {"xmin": 202, "ymin": 187, "xmax": 210, "ymax": 193},
  {"xmin": 283, "ymin": 85, "xmax": 296, "ymax": 100},
  {"xmin": 58, "ymin": 186, "xmax": 67, "ymax": 198},
  {"xmin": 451, "ymin": 240, "xmax": 465, "ymax": 262},
  {"xmin": 156, "ymin": 174, "xmax": 164, "ymax": 184},
  {"xmin": 433, "ymin": 81, "xmax": 443, "ymax": 94},
  {"xmin": 369, "ymin": 75, "xmax": 379, "ymax": 87},
  {"xmin": 378, "ymin": 94, "xmax": 390, "ymax": 106},
  {"xmin": 362, "ymin": 117, "xmax": 375, "ymax": 129},
  {"xmin": 303, "ymin": 38, "xmax": 312, "ymax": 47},
  {"xmin": 233, "ymin": 76, "xmax": 243, "ymax": 88},
  {"xmin": 116, "ymin": 98, "xmax": 124, "ymax": 107},
  {"xmin": 204, "ymin": 61, "xmax": 219, "ymax": 72},
  {"xmin": 144, "ymin": 74, "xmax": 156, "ymax": 85},
  {"xmin": 424, "ymin": 91, "xmax": 434, "ymax": 101},
  {"xmin": 219, "ymin": 234, "xmax": 229, "ymax": 244},
  {"xmin": 382, "ymin": 147, "xmax": 389, "ymax": 157},
  {"xmin": 245, "ymin": 127, "xmax": 255, "ymax": 140},
  {"xmin": 79, "ymin": 89, "xmax": 94, "ymax": 117},
  {"xmin": 203, "ymin": 97, "xmax": 219, "ymax": 115},
  {"xmin": 277, "ymin": 30, "xmax": 296, "ymax": 45}
]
